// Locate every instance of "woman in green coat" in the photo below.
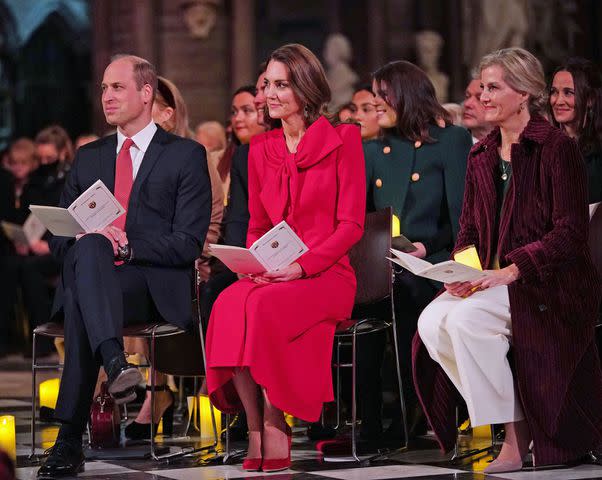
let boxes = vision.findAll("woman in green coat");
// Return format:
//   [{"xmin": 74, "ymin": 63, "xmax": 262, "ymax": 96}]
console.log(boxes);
[{"xmin": 360, "ymin": 60, "xmax": 472, "ymax": 443}]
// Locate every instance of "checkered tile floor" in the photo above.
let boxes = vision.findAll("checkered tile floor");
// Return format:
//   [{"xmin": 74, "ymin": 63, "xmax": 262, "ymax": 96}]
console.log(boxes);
[{"xmin": 3, "ymin": 396, "xmax": 602, "ymax": 480}]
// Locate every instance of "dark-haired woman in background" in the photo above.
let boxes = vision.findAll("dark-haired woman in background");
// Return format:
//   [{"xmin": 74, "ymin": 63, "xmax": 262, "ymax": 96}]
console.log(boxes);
[
  {"xmin": 550, "ymin": 57, "xmax": 602, "ymax": 204},
  {"xmin": 360, "ymin": 60, "xmax": 472, "ymax": 443},
  {"xmin": 205, "ymin": 43, "xmax": 365, "ymax": 472}
]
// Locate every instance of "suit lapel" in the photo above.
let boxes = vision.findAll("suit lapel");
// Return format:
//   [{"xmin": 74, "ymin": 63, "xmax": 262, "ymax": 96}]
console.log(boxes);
[
  {"xmin": 126, "ymin": 128, "xmax": 167, "ymax": 229},
  {"xmin": 99, "ymin": 135, "xmax": 117, "ymax": 193}
]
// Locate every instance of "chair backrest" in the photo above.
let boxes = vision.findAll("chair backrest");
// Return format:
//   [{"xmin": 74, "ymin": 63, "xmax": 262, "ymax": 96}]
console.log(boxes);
[
  {"xmin": 348, "ymin": 208, "xmax": 392, "ymax": 305},
  {"xmin": 589, "ymin": 203, "xmax": 602, "ymax": 280}
]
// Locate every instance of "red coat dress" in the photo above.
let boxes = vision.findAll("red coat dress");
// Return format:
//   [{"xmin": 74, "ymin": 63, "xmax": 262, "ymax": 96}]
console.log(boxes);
[
  {"xmin": 413, "ymin": 115, "xmax": 602, "ymax": 466},
  {"xmin": 205, "ymin": 117, "xmax": 365, "ymax": 422}
]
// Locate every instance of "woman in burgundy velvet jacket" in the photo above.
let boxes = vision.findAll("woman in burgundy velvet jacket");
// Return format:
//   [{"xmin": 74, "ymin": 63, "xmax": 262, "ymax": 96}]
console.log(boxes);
[{"xmin": 414, "ymin": 47, "xmax": 602, "ymax": 472}]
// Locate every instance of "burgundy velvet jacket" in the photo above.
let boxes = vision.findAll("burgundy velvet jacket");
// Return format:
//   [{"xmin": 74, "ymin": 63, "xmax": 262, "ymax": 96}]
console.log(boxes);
[{"xmin": 413, "ymin": 115, "xmax": 602, "ymax": 466}]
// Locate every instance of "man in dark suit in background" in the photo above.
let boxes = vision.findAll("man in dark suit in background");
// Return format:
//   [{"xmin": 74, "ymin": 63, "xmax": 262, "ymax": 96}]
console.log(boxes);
[{"xmin": 38, "ymin": 55, "xmax": 211, "ymax": 478}]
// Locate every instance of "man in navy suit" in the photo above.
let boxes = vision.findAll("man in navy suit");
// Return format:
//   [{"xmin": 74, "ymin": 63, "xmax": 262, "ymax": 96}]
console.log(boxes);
[{"xmin": 38, "ymin": 55, "xmax": 211, "ymax": 478}]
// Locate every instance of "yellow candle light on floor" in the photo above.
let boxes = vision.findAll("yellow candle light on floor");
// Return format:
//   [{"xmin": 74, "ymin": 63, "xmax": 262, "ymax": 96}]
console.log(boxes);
[
  {"xmin": 392, "ymin": 214, "xmax": 401, "ymax": 237},
  {"xmin": 0, "ymin": 415, "xmax": 16, "ymax": 462},
  {"xmin": 39, "ymin": 378, "xmax": 60, "ymax": 409},
  {"xmin": 198, "ymin": 394, "xmax": 221, "ymax": 439}
]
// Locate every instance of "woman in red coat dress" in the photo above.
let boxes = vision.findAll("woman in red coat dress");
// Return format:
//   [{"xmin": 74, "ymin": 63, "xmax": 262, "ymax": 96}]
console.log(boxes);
[
  {"xmin": 205, "ymin": 44, "xmax": 365, "ymax": 472},
  {"xmin": 415, "ymin": 47, "xmax": 602, "ymax": 473}
]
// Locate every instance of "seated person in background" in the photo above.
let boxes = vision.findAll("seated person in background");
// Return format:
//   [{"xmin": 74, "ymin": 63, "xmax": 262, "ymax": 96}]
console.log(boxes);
[
  {"xmin": 198, "ymin": 66, "xmax": 268, "ymax": 441},
  {"xmin": 337, "ymin": 102, "xmax": 355, "ymax": 122},
  {"xmin": 549, "ymin": 57, "xmax": 602, "ymax": 203},
  {"xmin": 123, "ymin": 74, "xmax": 224, "ymax": 441},
  {"xmin": 0, "ymin": 138, "xmax": 58, "ymax": 355},
  {"xmin": 0, "ymin": 166, "xmax": 14, "ymax": 356},
  {"xmin": 416, "ymin": 47, "xmax": 602, "ymax": 474},
  {"xmin": 195, "ymin": 120, "xmax": 227, "ymax": 154},
  {"xmin": 462, "ymin": 76, "xmax": 494, "ymax": 143},
  {"xmin": 442, "ymin": 102, "xmax": 464, "ymax": 125},
  {"xmin": 350, "ymin": 84, "xmax": 381, "ymax": 141},
  {"xmin": 37, "ymin": 54, "xmax": 211, "ymax": 478},
  {"xmin": 360, "ymin": 60, "xmax": 472, "ymax": 445},
  {"xmin": 74, "ymin": 133, "xmax": 99, "ymax": 150}
]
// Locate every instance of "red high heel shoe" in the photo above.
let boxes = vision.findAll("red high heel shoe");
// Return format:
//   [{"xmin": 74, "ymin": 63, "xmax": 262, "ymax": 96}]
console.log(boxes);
[
  {"xmin": 242, "ymin": 431, "xmax": 263, "ymax": 471},
  {"xmin": 262, "ymin": 424, "xmax": 292, "ymax": 473},
  {"xmin": 242, "ymin": 458, "xmax": 262, "ymax": 471}
]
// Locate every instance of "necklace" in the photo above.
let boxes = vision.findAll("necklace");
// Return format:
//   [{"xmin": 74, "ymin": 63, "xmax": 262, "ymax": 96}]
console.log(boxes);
[{"xmin": 501, "ymin": 160, "xmax": 510, "ymax": 181}]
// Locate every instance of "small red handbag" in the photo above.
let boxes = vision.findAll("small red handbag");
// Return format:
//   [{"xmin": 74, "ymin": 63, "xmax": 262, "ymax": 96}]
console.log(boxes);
[{"xmin": 89, "ymin": 382, "xmax": 120, "ymax": 448}]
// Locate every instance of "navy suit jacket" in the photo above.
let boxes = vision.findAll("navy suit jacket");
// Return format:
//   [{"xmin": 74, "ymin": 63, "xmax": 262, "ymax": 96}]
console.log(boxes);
[
  {"xmin": 49, "ymin": 126, "xmax": 212, "ymax": 330},
  {"xmin": 223, "ymin": 144, "xmax": 249, "ymax": 247}
]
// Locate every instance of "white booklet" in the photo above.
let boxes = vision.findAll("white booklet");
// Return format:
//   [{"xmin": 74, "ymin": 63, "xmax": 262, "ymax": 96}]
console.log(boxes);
[
  {"xmin": 209, "ymin": 221, "xmax": 309, "ymax": 274},
  {"xmin": 387, "ymin": 248, "xmax": 486, "ymax": 283},
  {"xmin": 29, "ymin": 180, "xmax": 125, "ymax": 237},
  {"xmin": 1, "ymin": 214, "xmax": 47, "ymax": 246}
]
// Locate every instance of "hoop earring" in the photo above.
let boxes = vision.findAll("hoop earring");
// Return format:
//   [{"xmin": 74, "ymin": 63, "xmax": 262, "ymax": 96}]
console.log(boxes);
[{"xmin": 303, "ymin": 105, "xmax": 310, "ymax": 119}]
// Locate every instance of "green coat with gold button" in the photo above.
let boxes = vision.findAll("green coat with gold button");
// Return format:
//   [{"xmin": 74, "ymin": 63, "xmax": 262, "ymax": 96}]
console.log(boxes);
[{"xmin": 364, "ymin": 124, "xmax": 472, "ymax": 264}]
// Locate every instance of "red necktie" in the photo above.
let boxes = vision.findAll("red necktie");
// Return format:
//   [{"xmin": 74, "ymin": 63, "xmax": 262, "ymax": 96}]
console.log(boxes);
[{"xmin": 112, "ymin": 138, "xmax": 135, "ymax": 231}]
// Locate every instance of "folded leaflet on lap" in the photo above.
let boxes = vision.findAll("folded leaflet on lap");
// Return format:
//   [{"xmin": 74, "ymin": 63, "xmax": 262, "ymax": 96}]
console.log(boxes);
[
  {"xmin": 209, "ymin": 221, "xmax": 309, "ymax": 274},
  {"xmin": 29, "ymin": 179, "xmax": 125, "ymax": 237},
  {"xmin": 387, "ymin": 248, "xmax": 486, "ymax": 283}
]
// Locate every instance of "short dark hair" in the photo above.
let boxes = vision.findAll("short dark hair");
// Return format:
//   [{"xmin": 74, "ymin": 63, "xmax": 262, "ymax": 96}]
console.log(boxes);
[
  {"xmin": 232, "ymin": 85, "xmax": 257, "ymax": 98},
  {"xmin": 110, "ymin": 54, "xmax": 158, "ymax": 101},
  {"xmin": 550, "ymin": 57, "xmax": 602, "ymax": 156},
  {"xmin": 353, "ymin": 84, "xmax": 373, "ymax": 96},
  {"xmin": 372, "ymin": 60, "xmax": 451, "ymax": 143}
]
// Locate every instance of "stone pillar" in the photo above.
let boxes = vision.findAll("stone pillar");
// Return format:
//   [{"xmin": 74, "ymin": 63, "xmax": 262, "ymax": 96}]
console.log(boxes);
[
  {"xmin": 231, "ymin": 0, "xmax": 256, "ymax": 90},
  {"xmin": 92, "ymin": 0, "xmax": 112, "ymax": 134},
  {"xmin": 368, "ymin": 0, "xmax": 386, "ymax": 71},
  {"xmin": 131, "ymin": 0, "xmax": 159, "ymax": 65}
]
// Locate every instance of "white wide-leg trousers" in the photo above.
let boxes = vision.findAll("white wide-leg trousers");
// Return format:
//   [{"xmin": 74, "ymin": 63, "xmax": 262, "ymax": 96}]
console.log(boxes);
[{"xmin": 417, "ymin": 285, "xmax": 524, "ymax": 426}]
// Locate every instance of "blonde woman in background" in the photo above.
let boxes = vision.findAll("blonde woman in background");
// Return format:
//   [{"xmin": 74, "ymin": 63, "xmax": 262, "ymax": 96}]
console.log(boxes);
[{"xmin": 123, "ymin": 76, "xmax": 224, "ymax": 440}]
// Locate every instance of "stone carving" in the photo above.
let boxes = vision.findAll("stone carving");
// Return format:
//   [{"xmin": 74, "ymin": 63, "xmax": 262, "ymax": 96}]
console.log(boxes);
[
  {"xmin": 323, "ymin": 33, "xmax": 359, "ymax": 111},
  {"xmin": 181, "ymin": 0, "xmax": 222, "ymax": 39},
  {"xmin": 415, "ymin": 30, "xmax": 449, "ymax": 103},
  {"xmin": 462, "ymin": 0, "xmax": 528, "ymax": 70}
]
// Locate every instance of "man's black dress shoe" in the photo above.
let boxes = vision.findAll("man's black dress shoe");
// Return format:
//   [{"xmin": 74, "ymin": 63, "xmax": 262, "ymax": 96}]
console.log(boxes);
[
  {"xmin": 37, "ymin": 441, "xmax": 85, "ymax": 478},
  {"xmin": 105, "ymin": 355, "xmax": 142, "ymax": 404}
]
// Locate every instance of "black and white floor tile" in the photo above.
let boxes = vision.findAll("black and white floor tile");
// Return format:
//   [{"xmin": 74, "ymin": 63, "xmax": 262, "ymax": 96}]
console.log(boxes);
[{"xmin": 4, "ymin": 397, "xmax": 602, "ymax": 480}]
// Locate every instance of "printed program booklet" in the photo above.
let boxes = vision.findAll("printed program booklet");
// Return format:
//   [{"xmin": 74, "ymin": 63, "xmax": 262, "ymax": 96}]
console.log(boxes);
[
  {"xmin": 29, "ymin": 180, "xmax": 125, "ymax": 237},
  {"xmin": 387, "ymin": 248, "xmax": 486, "ymax": 283},
  {"xmin": 1, "ymin": 214, "xmax": 47, "ymax": 246},
  {"xmin": 209, "ymin": 221, "xmax": 309, "ymax": 274}
]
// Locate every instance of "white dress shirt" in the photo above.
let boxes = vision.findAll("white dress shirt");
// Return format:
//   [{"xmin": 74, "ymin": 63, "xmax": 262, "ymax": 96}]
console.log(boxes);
[{"xmin": 116, "ymin": 120, "xmax": 158, "ymax": 179}]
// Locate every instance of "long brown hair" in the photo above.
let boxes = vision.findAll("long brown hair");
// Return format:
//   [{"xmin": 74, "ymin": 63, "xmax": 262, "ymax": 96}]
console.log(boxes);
[
  {"xmin": 264, "ymin": 43, "xmax": 336, "ymax": 129},
  {"xmin": 550, "ymin": 57, "xmax": 602, "ymax": 156},
  {"xmin": 373, "ymin": 61, "xmax": 450, "ymax": 143}
]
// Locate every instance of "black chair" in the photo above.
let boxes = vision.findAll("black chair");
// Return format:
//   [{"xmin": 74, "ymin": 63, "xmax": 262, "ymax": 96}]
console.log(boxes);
[
  {"xmin": 29, "ymin": 264, "xmax": 219, "ymax": 461},
  {"xmin": 326, "ymin": 208, "xmax": 408, "ymax": 463}
]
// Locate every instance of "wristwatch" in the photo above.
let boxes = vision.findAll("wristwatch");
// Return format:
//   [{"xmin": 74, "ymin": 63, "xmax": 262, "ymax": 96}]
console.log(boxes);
[{"xmin": 117, "ymin": 244, "xmax": 132, "ymax": 262}]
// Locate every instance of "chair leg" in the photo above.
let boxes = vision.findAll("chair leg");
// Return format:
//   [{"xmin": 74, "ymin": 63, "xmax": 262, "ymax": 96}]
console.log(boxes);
[
  {"xmin": 150, "ymin": 327, "xmax": 158, "ymax": 460},
  {"xmin": 30, "ymin": 333, "xmax": 37, "ymax": 459},
  {"xmin": 351, "ymin": 326, "xmax": 360, "ymax": 462},
  {"xmin": 390, "ymin": 300, "xmax": 409, "ymax": 449},
  {"xmin": 335, "ymin": 339, "xmax": 341, "ymax": 430}
]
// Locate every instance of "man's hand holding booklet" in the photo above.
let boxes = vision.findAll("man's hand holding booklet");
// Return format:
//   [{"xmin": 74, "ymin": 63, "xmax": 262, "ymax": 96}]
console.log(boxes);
[
  {"xmin": 29, "ymin": 180, "xmax": 125, "ymax": 237},
  {"xmin": 209, "ymin": 221, "xmax": 308, "ymax": 274},
  {"xmin": 387, "ymin": 248, "xmax": 486, "ymax": 283}
]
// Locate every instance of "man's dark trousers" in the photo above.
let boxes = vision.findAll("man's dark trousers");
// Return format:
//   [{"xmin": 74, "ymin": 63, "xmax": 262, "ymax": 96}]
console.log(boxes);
[{"xmin": 54, "ymin": 234, "xmax": 159, "ymax": 432}]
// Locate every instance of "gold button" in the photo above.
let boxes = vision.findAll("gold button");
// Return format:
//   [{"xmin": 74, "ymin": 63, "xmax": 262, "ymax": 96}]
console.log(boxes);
[
  {"xmin": 375, "ymin": 178, "xmax": 383, "ymax": 188},
  {"xmin": 414, "ymin": 140, "xmax": 422, "ymax": 149},
  {"xmin": 383, "ymin": 146, "xmax": 391, "ymax": 154},
  {"xmin": 411, "ymin": 172, "xmax": 420, "ymax": 182}
]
